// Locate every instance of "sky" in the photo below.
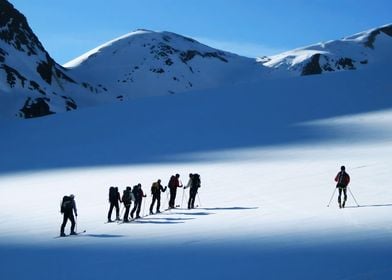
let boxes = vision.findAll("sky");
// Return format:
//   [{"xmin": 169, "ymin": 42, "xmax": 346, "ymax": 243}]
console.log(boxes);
[{"xmin": 9, "ymin": 0, "xmax": 392, "ymax": 65}]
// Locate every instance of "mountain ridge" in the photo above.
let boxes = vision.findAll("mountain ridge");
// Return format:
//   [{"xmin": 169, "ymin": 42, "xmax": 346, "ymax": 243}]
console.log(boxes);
[
  {"xmin": 259, "ymin": 23, "xmax": 392, "ymax": 76},
  {"xmin": 0, "ymin": 0, "xmax": 391, "ymax": 119}
]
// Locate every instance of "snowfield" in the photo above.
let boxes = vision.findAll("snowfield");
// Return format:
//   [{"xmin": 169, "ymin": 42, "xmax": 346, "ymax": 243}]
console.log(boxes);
[{"xmin": 1, "ymin": 59, "xmax": 392, "ymax": 279}]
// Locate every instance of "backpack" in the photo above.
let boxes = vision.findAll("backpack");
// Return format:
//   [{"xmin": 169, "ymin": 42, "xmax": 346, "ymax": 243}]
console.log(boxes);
[
  {"xmin": 192, "ymin": 174, "xmax": 201, "ymax": 189},
  {"xmin": 151, "ymin": 182, "xmax": 159, "ymax": 195},
  {"xmin": 337, "ymin": 172, "xmax": 350, "ymax": 187},
  {"xmin": 61, "ymin": 196, "xmax": 73, "ymax": 213},
  {"xmin": 122, "ymin": 189, "xmax": 132, "ymax": 205},
  {"xmin": 109, "ymin": 187, "xmax": 117, "ymax": 202},
  {"xmin": 168, "ymin": 176, "xmax": 175, "ymax": 188}
]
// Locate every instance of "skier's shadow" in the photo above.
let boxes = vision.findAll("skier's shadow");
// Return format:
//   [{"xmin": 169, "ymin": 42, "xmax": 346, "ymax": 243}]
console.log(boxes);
[
  {"xmin": 174, "ymin": 212, "xmax": 212, "ymax": 216},
  {"xmin": 198, "ymin": 207, "xmax": 259, "ymax": 211},
  {"xmin": 83, "ymin": 234, "xmax": 125, "ymax": 238},
  {"xmin": 131, "ymin": 217, "xmax": 194, "ymax": 224},
  {"xmin": 346, "ymin": 203, "xmax": 392, "ymax": 209}
]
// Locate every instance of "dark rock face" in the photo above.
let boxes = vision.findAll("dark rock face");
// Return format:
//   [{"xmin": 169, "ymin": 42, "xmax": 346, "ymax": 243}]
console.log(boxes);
[
  {"xmin": 180, "ymin": 50, "xmax": 228, "ymax": 63},
  {"xmin": 336, "ymin": 57, "xmax": 355, "ymax": 70},
  {"xmin": 364, "ymin": 24, "xmax": 392, "ymax": 49},
  {"xmin": 301, "ymin": 54, "xmax": 322, "ymax": 75},
  {"xmin": 301, "ymin": 55, "xmax": 357, "ymax": 76},
  {"xmin": 61, "ymin": 96, "xmax": 77, "ymax": 111},
  {"xmin": 0, "ymin": 0, "xmax": 83, "ymax": 118},
  {"xmin": 0, "ymin": 47, "xmax": 7, "ymax": 62},
  {"xmin": 0, "ymin": 0, "xmax": 45, "ymax": 55},
  {"xmin": 2, "ymin": 64, "xmax": 27, "ymax": 87},
  {"xmin": 19, "ymin": 97, "xmax": 54, "ymax": 118}
]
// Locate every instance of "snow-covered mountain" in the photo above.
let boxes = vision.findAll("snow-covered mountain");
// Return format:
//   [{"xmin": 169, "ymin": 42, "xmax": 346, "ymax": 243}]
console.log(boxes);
[
  {"xmin": 63, "ymin": 30, "xmax": 269, "ymax": 99},
  {"xmin": 1, "ymin": 0, "xmax": 392, "ymax": 120},
  {"xmin": 0, "ymin": 0, "xmax": 104, "ymax": 118},
  {"xmin": 260, "ymin": 24, "xmax": 392, "ymax": 76},
  {"xmin": 0, "ymin": 0, "xmax": 268, "ymax": 118}
]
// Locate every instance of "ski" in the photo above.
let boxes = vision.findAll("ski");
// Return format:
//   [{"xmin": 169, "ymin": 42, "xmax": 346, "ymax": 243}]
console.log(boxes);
[
  {"xmin": 54, "ymin": 230, "xmax": 86, "ymax": 238},
  {"xmin": 105, "ymin": 220, "xmax": 120, "ymax": 224},
  {"xmin": 118, "ymin": 208, "xmax": 172, "ymax": 224}
]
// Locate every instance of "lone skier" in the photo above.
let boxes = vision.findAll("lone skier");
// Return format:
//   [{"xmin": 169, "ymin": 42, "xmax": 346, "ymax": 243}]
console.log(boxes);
[
  {"xmin": 122, "ymin": 186, "xmax": 134, "ymax": 222},
  {"xmin": 187, "ymin": 173, "xmax": 201, "ymax": 209},
  {"xmin": 168, "ymin": 174, "xmax": 183, "ymax": 208},
  {"xmin": 131, "ymin": 184, "xmax": 146, "ymax": 219},
  {"xmin": 60, "ymin": 194, "xmax": 78, "ymax": 237},
  {"xmin": 107, "ymin": 186, "xmax": 122, "ymax": 222},
  {"xmin": 335, "ymin": 165, "xmax": 350, "ymax": 208},
  {"xmin": 149, "ymin": 179, "xmax": 167, "ymax": 214}
]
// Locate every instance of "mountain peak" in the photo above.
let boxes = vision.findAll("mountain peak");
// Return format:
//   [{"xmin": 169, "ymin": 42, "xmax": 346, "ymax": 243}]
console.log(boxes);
[
  {"xmin": 0, "ymin": 0, "xmax": 45, "ymax": 56},
  {"xmin": 260, "ymin": 23, "xmax": 392, "ymax": 76}
]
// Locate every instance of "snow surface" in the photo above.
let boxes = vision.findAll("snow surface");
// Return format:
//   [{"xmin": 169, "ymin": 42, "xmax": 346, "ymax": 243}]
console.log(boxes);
[{"xmin": 1, "ymin": 58, "xmax": 392, "ymax": 279}]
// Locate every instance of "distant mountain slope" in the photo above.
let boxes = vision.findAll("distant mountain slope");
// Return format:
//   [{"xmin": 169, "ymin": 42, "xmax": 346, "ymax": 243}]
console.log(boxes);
[
  {"xmin": 0, "ymin": 0, "xmax": 96, "ymax": 118},
  {"xmin": 259, "ymin": 24, "xmax": 392, "ymax": 76},
  {"xmin": 64, "ymin": 29, "xmax": 269, "ymax": 99}
]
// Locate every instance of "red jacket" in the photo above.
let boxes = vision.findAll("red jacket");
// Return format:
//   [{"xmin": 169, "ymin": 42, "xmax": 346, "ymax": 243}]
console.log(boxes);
[
  {"xmin": 335, "ymin": 171, "xmax": 350, "ymax": 187},
  {"xmin": 168, "ymin": 176, "xmax": 182, "ymax": 189}
]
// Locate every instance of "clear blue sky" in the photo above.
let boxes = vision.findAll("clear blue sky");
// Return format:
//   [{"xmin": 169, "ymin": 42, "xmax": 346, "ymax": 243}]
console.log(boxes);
[{"xmin": 9, "ymin": 0, "xmax": 392, "ymax": 64}]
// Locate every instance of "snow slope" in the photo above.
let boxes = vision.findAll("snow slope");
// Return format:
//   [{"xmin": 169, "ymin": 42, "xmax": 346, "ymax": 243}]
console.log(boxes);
[
  {"xmin": 64, "ymin": 29, "xmax": 269, "ymax": 99},
  {"xmin": 1, "ymin": 60, "xmax": 392, "ymax": 279},
  {"xmin": 260, "ymin": 23, "xmax": 392, "ymax": 76}
]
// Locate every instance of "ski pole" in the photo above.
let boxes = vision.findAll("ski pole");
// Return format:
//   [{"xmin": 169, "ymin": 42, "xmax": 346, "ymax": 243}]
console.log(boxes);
[
  {"xmin": 327, "ymin": 187, "xmax": 337, "ymax": 207},
  {"xmin": 75, "ymin": 215, "xmax": 78, "ymax": 233},
  {"xmin": 120, "ymin": 205, "xmax": 125, "ymax": 218},
  {"xmin": 348, "ymin": 187, "xmax": 360, "ymax": 207},
  {"xmin": 166, "ymin": 189, "xmax": 170, "ymax": 208},
  {"xmin": 197, "ymin": 192, "xmax": 202, "ymax": 207},
  {"xmin": 181, "ymin": 188, "xmax": 185, "ymax": 208},
  {"xmin": 142, "ymin": 197, "xmax": 146, "ymax": 217}
]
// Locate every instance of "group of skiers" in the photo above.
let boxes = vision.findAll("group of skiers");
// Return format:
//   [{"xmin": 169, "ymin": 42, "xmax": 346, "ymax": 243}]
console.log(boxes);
[
  {"xmin": 60, "ymin": 166, "xmax": 351, "ymax": 236},
  {"xmin": 59, "ymin": 173, "xmax": 201, "ymax": 236}
]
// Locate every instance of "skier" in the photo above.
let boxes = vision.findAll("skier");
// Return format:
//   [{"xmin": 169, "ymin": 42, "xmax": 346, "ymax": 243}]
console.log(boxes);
[
  {"xmin": 168, "ymin": 174, "xmax": 183, "ymax": 208},
  {"xmin": 107, "ymin": 186, "xmax": 122, "ymax": 222},
  {"xmin": 60, "ymin": 194, "xmax": 78, "ymax": 237},
  {"xmin": 184, "ymin": 173, "xmax": 193, "ymax": 205},
  {"xmin": 187, "ymin": 173, "xmax": 201, "ymax": 209},
  {"xmin": 335, "ymin": 165, "xmax": 350, "ymax": 208},
  {"xmin": 130, "ymin": 184, "xmax": 146, "ymax": 219},
  {"xmin": 149, "ymin": 179, "xmax": 167, "ymax": 214},
  {"xmin": 122, "ymin": 186, "xmax": 134, "ymax": 222}
]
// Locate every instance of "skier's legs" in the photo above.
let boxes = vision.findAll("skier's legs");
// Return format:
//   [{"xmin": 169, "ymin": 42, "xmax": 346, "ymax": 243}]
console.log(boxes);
[
  {"xmin": 190, "ymin": 189, "xmax": 197, "ymax": 208},
  {"xmin": 130, "ymin": 203, "xmax": 138, "ymax": 218},
  {"xmin": 338, "ymin": 188, "xmax": 342, "ymax": 204},
  {"xmin": 123, "ymin": 205, "xmax": 130, "ymax": 221},
  {"xmin": 188, "ymin": 194, "xmax": 192, "ymax": 209},
  {"xmin": 69, "ymin": 213, "xmax": 76, "ymax": 233},
  {"xmin": 150, "ymin": 196, "xmax": 156, "ymax": 212},
  {"xmin": 169, "ymin": 188, "xmax": 176, "ymax": 208},
  {"xmin": 342, "ymin": 188, "xmax": 348, "ymax": 207},
  {"xmin": 156, "ymin": 195, "xmax": 161, "ymax": 212},
  {"xmin": 108, "ymin": 203, "xmax": 115, "ymax": 220},
  {"xmin": 114, "ymin": 201, "xmax": 120, "ymax": 219},
  {"xmin": 60, "ymin": 213, "xmax": 69, "ymax": 234},
  {"xmin": 136, "ymin": 200, "xmax": 142, "ymax": 217}
]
